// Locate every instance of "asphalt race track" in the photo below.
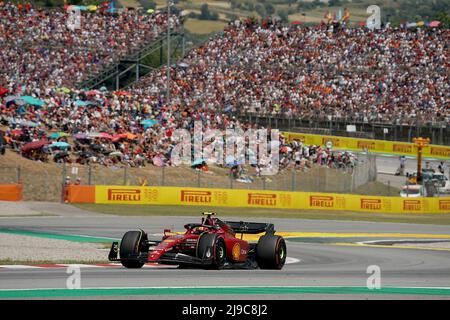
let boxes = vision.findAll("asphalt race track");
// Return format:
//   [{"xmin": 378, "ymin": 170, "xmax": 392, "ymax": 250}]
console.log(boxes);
[{"xmin": 1, "ymin": 209, "xmax": 450, "ymax": 299}]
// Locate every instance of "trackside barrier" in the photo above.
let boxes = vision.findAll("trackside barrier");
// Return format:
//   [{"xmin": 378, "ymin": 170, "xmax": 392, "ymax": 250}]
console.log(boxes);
[
  {"xmin": 283, "ymin": 132, "xmax": 450, "ymax": 159},
  {"xmin": 66, "ymin": 185, "xmax": 95, "ymax": 203},
  {"xmin": 0, "ymin": 184, "xmax": 23, "ymax": 201},
  {"xmin": 66, "ymin": 185, "xmax": 450, "ymax": 214}
]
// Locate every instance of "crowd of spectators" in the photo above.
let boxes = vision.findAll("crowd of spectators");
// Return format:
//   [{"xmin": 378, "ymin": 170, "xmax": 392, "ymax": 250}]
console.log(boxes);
[
  {"xmin": 1, "ymin": 9, "xmax": 448, "ymax": 179},
  {"xmin": 133, "ymin": 19, "xmax": 449, "ymax": 125},
  {"xmin": 0, "ymin": 2, "xmax": 180, "ymax": 89}
]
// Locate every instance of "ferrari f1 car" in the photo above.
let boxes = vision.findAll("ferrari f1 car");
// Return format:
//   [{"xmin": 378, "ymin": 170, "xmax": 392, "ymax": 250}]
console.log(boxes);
[{"xmin": 108, "ymin": 212, "xmax": 286, "ymax": 270}]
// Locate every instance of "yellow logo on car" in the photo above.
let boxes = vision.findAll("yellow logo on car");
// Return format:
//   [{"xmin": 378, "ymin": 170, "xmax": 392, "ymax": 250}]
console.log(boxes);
[{"xmin": 232, "ymin": 243, "xmax": 240, "ymax": 260}]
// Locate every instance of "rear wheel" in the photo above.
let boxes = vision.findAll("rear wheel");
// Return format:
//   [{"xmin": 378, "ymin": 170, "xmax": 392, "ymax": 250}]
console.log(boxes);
[
  {"xmin": 196, "ymin": 233, "xmax": 226, "ymax": 269},
  {"xmin": 120, "ymin": 230, "xmax": 145, "ymax": 269},
  {"xmin": 256, "ymin": 235, "xmax": 286, "ymax": 270}
]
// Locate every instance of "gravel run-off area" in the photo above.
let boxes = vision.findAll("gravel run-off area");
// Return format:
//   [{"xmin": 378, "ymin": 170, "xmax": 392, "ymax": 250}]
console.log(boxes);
[{"xmin": 0, "ymin": 233, "xmax": 108, "ymax": 262}]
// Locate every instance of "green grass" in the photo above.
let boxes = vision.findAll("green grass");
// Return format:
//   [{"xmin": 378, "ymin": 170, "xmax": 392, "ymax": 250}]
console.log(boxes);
[
  {"xmin": 74, "ymin": 204, "xmax": 450, "ymax": 225},
  {"xmin": 184, "ymin": 19, "xmax": 228, "ymax": 34}
]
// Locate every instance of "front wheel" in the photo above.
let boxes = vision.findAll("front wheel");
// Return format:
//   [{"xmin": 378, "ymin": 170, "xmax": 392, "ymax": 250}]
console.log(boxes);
[
  {"xmin": 256, "ymin": 235, "xmax": 286, "ymax": 270},
  {"xmin": 119, "ymin": 230, "xmax": 146, "ymax": 269},
  {"xmin": 196, "ymin": 233, "xmax": 226, "ymax": 269}
]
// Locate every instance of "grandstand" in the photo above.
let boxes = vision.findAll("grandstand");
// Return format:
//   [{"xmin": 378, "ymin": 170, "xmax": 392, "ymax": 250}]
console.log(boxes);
[{"xmin": 0, "ymin": 1, "xmax": 449, "ymax": 195}]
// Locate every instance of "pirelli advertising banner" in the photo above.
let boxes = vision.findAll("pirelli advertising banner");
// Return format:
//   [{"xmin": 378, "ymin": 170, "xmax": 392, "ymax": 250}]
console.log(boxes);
[
  {"xmin": 283, "ymin": 131, "xmax": 450, "ymax": 159},
  {"xmin": 94, "ymin": 186, "xmax": 450, "ymax": 214}
]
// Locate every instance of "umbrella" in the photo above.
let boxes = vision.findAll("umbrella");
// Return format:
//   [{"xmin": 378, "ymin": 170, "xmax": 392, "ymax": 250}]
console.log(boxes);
[
  {"xmin": 19, "ymin": 120, "xmax": 38, "ymax": 127},
  {"xmin": 178, "ymin": 62, "xmax": 189, "ymax": 68},
  {"xmin": 0, "ymin": 87, "xmax": 8, "ymax": 96},
  {"xmin": 49, "ymin": 132, "xmax": 69, "ymax": 139},
  {"xmin": 147, "ymin": 9, "xmax": 155, "ymax": 14},
  {"xmin": 113, "ymin": 91, "xmax": 132, "ymax": 97},
  {"xmin": 429, "ymin": 21, "xmax": 441, "ymax": 27},
  {"xmin": 291, "ymin": 20, "xmax": 303, "ymax": 25},
  {"xmin": 153, "ymin": 155, "xmax": 165, "ymax": 167},
  {"xmin": 99, "ymin": 132, "xmax": 113, "ymax": 140},
  {"xmin": 191, "ymin": 158, "xmax": 206, "ymax": 167},
  {"xmin": 73, "ymin": 133, "xmax": 88, "ymax": 140},
  {"xmin": 112, "ymin": 133, "xmax": 126, "ymax": 142},
  {"xmin": 125, "ymin": 132, "xmax": 137, "ymax": 140},
  {"xmin": 87, "ymin": 5, "xmax": 97, "ymax": 11},
  {"xmin": 89, "ymin": 132, "xmax": 102, "ymax": 138},
  {"xmin": 21, "ymin": 140, "xmax": 48, "ymax": 152},
  {"xmin": 57, "ymin": 87, "xmax": 71, "ymax": 94},
  {"xmin": 21, "ymin": 96, "xmax": 45, "ymax": 107},
  {"xmin": 49, "ymin": 141, "xmax": 71, "ymax": 149},
  {"xmin": 5, "ymin": 96, "xmax": 26, "ymax": 106},
  {"xmin": 141, "ymin": 119, "xmax": 158, "ymax": 129},
  {"xmin": 87, "ymin": 90, "xmax": 101, "ymax": 96},
  {"xmin": 74, "ymin": 100, "xmax": 91, "ymax": 107},
  {"xmin": 109, "ymin": 151, "xmax": 123, "ymax": 157},
  {"xmin": 11, "ymin": 129, "xmax": 23, "ymax": 136}
]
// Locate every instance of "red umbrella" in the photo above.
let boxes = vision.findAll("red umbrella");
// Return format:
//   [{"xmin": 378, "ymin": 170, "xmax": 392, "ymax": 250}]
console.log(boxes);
[
  {"xmin": 429, "ymin": 21, "xmax": 441, "ymax": 28},
  {"xmin": 112, "ymin": 133, "xmax": 127, "ymax": 142},
  {"xmin": 11, "ymin": 129, "xmax": 23, "ymax": 136},
  {"xmin": 0, "ymin": 87, "xmax": 8, "ymax": 96},
  {"xmin": 291, "ymin": 20, "xmax": 303, "ymax": 25},
  {"xmin": 99, "ymin": 132, "xmax": 113, "ymax": 140},
  {"xmin": 113, "ymin": 91, "xmax": 132, "ymax": 97},
  {"xmin": 21, "ymin": 139, "xmax": 49, "ymax": 152},
  {"xmin": 87, "ymin": 90, "xmax": 101, "ymax": 96}
]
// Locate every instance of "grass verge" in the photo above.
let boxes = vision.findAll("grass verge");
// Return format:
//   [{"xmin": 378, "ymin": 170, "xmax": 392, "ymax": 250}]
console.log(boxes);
[{"xmin": 74, "ymin": 204, "xmax": 450, "ymax": 225}]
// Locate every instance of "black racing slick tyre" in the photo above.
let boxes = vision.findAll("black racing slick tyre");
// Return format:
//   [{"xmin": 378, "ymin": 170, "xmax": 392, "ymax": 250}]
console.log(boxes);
[
  {"xmin": 196, "ymin": 233, "xmax": 226, "ymax": 269},
  {"xmin": 119, "ymin": 230, "xmax": 145, "ymax": 269},
  {"xmin": 256, "ymin": 235, "xmax": 286, "ymax": 270}
]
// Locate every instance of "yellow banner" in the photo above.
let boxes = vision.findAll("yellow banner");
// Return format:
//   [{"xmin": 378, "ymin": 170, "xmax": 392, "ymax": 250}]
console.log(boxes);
[
  {"xmin": 94, "ymin": 186, "xmax": 450, "ymax": 214},
  {"xmin": 282, "ymin": 132, "xmax": 450, "ymax": 159}
]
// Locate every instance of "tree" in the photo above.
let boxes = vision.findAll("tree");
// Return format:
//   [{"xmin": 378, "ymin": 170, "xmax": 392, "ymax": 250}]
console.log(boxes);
[
  {"xmin": 199, "ymin": 3, "xmax": 211, "ymax": 20},
  {"xmin": 278, "ymin": 10, "xmax": 289, "ymax": 23},
  {"xmin": 328, "ymin": 0, "xmax": 341, "ymax": 7},
  {"xmin": 264, "ymin": 3, "xmax": 275, "ymax": 16}
]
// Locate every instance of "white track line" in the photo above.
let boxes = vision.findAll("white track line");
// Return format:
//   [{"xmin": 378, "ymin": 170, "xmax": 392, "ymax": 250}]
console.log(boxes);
[{"xmin": 0, "ymin": 256, "xmax": 300, "ymax": 269}]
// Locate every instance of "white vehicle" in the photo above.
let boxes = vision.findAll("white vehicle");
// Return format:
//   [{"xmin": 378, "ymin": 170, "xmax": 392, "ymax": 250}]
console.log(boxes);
[
  {"xmin": 431, "ymin": 173, "xmax": 448, "ymax": 187},
  {"xmin": 438, "ymin": 181, "xmax": 450, "ymax": 195},
  {"xmin": 400, "ymin": 185, "xmax": 428, "ymax": 198}
]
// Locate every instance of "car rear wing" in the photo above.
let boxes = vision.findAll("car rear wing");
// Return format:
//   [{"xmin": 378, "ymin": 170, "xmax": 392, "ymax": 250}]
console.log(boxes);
[{"xmin": 224, "ymin": 221, "xmax": 275, "ymax": 235}]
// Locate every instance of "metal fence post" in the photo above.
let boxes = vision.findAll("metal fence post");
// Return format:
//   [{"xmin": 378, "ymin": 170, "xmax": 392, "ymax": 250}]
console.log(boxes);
[
  {"xmin": 229, "ymin": 173, "xmax": 233, "ymax": 189},
  {"xmin": 16, "ymin": 166, "xmax": 21, "ymax": 183},
  {"xmin": 123, "ymin": 166, "xmax": 128, "ymax": 185},
  {"xmin": 61, "ymin": 162, "xmax": 67, "ymax": 203},
  {"xmin": 291, "ymin": 170, "xmax": 296, "ymax": 191},
  {"xmin": 88, "ymin": 164, "xmax": 92, "ymax": 185}
]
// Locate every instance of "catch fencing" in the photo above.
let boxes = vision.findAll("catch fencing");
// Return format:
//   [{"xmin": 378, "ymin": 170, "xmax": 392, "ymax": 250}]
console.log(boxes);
[{"xmin": 0, "ymin": 154, "xmax": 377, "ymax": 202}]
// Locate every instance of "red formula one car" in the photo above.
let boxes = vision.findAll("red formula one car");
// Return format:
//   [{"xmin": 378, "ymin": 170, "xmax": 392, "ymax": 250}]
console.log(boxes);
[{"xmin": 108, "ymin": 212, "xmax": 286, "ymax": 270}]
